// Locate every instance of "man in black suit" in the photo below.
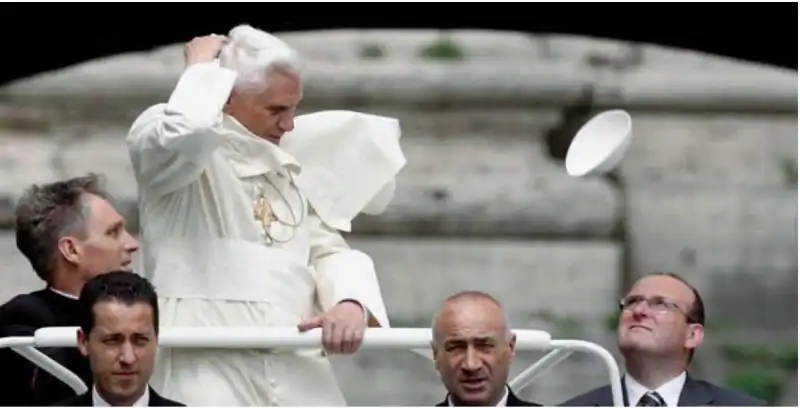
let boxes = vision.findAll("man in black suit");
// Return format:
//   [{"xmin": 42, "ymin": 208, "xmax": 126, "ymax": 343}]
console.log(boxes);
[
  {"xmin": 432, "ymin": 291, "xmax": 540, "ymax": 406},
  {"xmin": 0, "ymin": 174, "xmax": 140, "ymax": 406},
  {"xmin": 560, "ymin": 272, "xmax": 764, "ymax": 407},
  {"xmin": 53, "ymin": 271, "xmax": 184, "ymax": 406}
]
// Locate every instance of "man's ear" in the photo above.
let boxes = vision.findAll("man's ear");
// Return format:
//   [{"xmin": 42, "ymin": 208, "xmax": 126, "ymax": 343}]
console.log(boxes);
[
  {"xmin": 222, "ymin": 91, "xmax": 236, "ymax": 115},
  {"xmin": 76, "ymin": 328, "xmax": 89, "ymax": 357},
  {"xmin": 508, "ymin": 332, "xmax": 517, "ymax": 357},
  {"xmin": 430, "ymin": 341, "xmax": 441, "ymax": 372},
  {"xmin": 57, "ymin": 237, "xmax": 81, "ymax": 265},
  {"xmin": 685, "ymin": 323, "xmax": 705, "ymax": 350}
]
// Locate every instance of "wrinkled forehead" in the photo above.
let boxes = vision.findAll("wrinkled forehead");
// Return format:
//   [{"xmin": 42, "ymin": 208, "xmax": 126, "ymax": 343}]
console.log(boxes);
[
  {"xmin": 627, "ymin": 275, "xmax": 696, "ymax": 306},
  {"xmin": 257, "ymin": 72, "xmax": 303, "ymax": 103}
]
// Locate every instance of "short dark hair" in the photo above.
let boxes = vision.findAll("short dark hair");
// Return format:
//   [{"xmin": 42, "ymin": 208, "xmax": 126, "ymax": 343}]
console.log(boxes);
[
  {"xmin": 651, "ymin": 272, "xmax": 705, "ymax": 326},
  {"xmin": 644, "ymin": 272, "xmax": 705, "ymax": 363},
  {"xmin": 14, "ymin": 174, "xmax": 112, "ymax": 283},
  {"xmin": 78, "ymin": 271, "xmax": 159, "ymax": 336}
]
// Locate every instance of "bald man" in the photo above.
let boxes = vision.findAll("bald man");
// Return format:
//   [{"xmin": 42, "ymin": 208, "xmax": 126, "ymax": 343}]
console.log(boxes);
[
  {"xmin": 431, "ymin": 291, "xmax": 540, "ymax": 407},
  {"xmin": 561, "ymin": 273, "xmax": 763, "ymax": 406}
]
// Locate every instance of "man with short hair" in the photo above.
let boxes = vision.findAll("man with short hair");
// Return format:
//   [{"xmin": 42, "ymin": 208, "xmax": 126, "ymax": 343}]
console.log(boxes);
[
  {"xmin": 126, "ymin": 24, "xmax": 404, "ymax": 406},
  {"xmin": 53, "ymin": 271, "xmax": 183, "ymax": 406},
  {"xmin": 0, "ymin": 174, "xmax": 140, "ymax": 406},
  {"xmin": 560, "ymin": 273, "xmax": 764, "ymax": 406},
  {"xmin": 431, "ymin": 291, "xmax": 540, "ymax": 407}
]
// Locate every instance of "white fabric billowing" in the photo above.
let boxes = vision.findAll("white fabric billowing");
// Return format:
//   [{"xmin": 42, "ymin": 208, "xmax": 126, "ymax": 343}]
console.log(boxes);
[
  {"xmin": 126, "ymin": 61, "xmax": 399, "ymax": 406},
  {"xmin": 281, "ymin": 110, "xmax": 406, "ymax": 231}
]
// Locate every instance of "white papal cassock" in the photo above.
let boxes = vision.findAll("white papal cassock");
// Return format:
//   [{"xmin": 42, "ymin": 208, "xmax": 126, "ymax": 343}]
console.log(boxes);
[{"xmin": 125, "ymin": 61, "xmax": 405, "ymax": 406}]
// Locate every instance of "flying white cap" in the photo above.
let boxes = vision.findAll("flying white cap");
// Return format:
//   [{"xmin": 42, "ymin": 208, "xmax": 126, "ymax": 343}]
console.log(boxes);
[{"xmin": 565, "ymin": 109, "xmax": 633, "ymax": 177}]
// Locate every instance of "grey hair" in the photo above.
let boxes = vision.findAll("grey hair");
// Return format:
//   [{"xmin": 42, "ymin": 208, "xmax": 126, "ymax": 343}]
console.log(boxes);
[
  {"xmin": 430, "ymin": 291, "xmax": 514, "ymax": 347},
  {"xmin": 218, "ymin": 24, "xmax": 302, "ymax": 94},
  {"xmin": 14, "ymin": 174, "xmax": 112, "ymax": 283}
]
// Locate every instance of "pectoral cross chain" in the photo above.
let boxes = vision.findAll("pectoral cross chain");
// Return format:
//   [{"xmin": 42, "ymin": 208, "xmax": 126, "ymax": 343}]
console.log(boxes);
[{"xmin": 253, "ymin": 195, "xmax": 277, "ymax": 227}]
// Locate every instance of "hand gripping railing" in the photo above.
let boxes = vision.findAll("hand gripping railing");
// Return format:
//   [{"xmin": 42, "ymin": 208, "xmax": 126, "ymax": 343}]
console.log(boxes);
[{"xmin": 0, "ymin": 327, "xmax": 624, "ymax": 406}]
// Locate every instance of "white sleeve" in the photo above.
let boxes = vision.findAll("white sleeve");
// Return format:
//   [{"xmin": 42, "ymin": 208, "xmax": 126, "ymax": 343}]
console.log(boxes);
[
  {"xmin": 309, "ymin": 210, "xmax": 390, "ymax": 328},
  {"xmin": 126, "ymin": 62, "xmax": 238, "ymax": 197}
]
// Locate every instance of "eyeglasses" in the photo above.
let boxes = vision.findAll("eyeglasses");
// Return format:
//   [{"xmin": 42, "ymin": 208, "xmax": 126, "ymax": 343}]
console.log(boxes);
[{"xmin": 619, "ymin": 295, "xmax": 698, "ymax": 323}]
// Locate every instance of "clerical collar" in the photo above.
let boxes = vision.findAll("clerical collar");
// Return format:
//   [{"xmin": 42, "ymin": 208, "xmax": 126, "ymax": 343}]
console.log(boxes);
[
  {"xmin": 625, "ymin": 371, "xmax": 686, "ymax": 407},
  {"xmin": 219, "ymin": 114, "xmax": 300, "ymax": 178},
  {"xmin": 92, "ymin": 385, "xmax": 149, "ymax": 406},
  {"xmin": 49, "ymin": 287, "xmax": 78, "ymax": 300}
]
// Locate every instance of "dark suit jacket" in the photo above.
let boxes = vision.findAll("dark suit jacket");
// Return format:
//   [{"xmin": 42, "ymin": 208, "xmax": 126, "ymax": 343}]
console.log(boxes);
[
  {"xmin": 0, "ymin": 289, "xmax": 93, "ymax": 406},
  {"xmin": 559, "ymin": 375, "xmax": 765, "ymax": 406},
  {"xmin": 52, "ymin": 387, "xmax": 185, "ymax": 406},
  {"xmin": 436, "ymin": 386, "xmax": 541, "ymax": 406}
]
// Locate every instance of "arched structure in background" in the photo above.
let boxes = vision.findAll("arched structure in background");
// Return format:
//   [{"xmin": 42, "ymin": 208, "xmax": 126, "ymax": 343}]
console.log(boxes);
[
  {"xmin": 0, "ymin": 12, "xmax": 796, "ymax": 406},
  {"xmin": 0, "ymin": 7, "xmax": 795, "ymax": 86}
]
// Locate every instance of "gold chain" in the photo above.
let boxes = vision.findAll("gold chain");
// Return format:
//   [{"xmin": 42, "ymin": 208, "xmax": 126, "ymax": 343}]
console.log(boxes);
[{"xmin": 252, "ymin": 173, "xmax": 305, "ymax": 244}]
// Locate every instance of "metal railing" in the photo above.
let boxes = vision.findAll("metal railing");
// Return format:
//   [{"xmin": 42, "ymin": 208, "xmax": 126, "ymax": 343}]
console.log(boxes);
[{"xmin": 0, "ymin": 327, "xmax": 624, "ymax": 406}]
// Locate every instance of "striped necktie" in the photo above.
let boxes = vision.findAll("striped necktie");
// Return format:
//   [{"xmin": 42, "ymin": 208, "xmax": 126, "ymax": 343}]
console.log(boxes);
[{"xmin": 637, "ymin": 391, "xmax": 667, "ymax": 407}]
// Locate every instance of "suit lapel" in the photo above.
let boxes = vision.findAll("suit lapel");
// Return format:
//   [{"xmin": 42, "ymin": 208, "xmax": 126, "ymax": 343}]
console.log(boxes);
[
  {"xmin": 78, "ymin": 391, "xmax": 93, "ymax": 406},
  {"xmin": 596, "ymin": 379, "xmax": 629, "ymax": 406},
  {"xmin": 506, "ymin": 389, "xmax": 523, "ymax": 406},
  {"xmin": 507, "ymin": 388, "xmax": 536, "ymax": 406},
  {"xmin": 677, "ymin": 376, "xmax": 714, "ymax": 406},
  {"xmin": 149, "ymin": 387, "xmax": 169, "ymax": 406}
]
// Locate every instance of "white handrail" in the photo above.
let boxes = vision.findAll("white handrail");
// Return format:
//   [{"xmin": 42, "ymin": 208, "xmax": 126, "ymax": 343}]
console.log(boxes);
[
  {"xmin": 0, "ymin": 327, "xmax": 624, "ymax": 406},
  {"xmin": 0, "ymin": 336, "xmax": 89, "ymax": 394}
]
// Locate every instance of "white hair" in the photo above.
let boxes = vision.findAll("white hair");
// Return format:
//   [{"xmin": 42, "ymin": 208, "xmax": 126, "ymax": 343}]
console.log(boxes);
[{"xmin": 218, "ymin": 24, "xmax": 302, "ymax": 94}]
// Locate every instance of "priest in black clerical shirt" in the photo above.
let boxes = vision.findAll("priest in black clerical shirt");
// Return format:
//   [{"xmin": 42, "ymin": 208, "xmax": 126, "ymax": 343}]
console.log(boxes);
[{"xmin": 0, "ymin": 175, "xmax": 140, "ymax": 406}]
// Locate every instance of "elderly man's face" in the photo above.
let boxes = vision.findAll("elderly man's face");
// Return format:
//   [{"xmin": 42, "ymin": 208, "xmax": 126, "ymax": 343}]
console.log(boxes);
[
  {"xmin": 617, "ymin": 275, "xmax": 704, "ymax": 360},
  {"xmin": 225, "ymin": 70, "xmax": 302, "ymax": 145},
  {"xmin": 432, "ymin": 297, "xmax": 516, "ymax": 406}
]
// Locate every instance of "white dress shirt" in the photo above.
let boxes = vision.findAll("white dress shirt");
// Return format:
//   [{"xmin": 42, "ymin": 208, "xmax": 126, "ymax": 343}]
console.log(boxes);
[
  {"xmin": 92, "ymin": 386, "xmax": 149, "ymax": 407},
  {"xmin": 625, "ymin": 371, "xmax": 686, "ymax": 407}
]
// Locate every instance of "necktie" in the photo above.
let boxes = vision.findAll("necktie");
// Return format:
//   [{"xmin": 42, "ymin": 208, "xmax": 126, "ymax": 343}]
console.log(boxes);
[{"xmin": 637, "ymin": 391, "xmax": 666, "ymax": 407}]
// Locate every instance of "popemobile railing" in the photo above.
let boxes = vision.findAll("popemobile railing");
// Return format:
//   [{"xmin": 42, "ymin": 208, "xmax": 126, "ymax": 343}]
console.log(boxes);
[{"xmin": 0, "ymin": 327, "xmax": 624, "ymax": 406}]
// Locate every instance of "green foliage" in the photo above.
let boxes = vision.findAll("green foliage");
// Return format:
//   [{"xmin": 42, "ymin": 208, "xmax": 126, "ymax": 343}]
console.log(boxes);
[
  {"xmin": 360, "ymin": 43, "xmax": 386, "ymax": 60},
  {"xmin": 725, "ymin": 369, "xmax": 784, "ymax": 405},
  {"xmin": 779, "ymin": 157, "xmax": 797, "ymax": 187},
  {"xmin": 418, "ymin": 36, "xmax": 465, "ymax": 61},
  {"xmin": 723, "ymin": 343, "xmax": 797, "ymax": 405},
  {"xmin": 722, "ymin": 344, "xmax": 798, "ymax": 370},
  {"xmin": 603, "ymin": 312, "xmax": 619, "ymax": 332}
]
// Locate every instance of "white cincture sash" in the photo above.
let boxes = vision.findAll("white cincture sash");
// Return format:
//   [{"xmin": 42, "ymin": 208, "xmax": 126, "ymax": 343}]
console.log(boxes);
[{"xmin": 148, "ymin": 237, "xmax": 316, "ymax": 319}]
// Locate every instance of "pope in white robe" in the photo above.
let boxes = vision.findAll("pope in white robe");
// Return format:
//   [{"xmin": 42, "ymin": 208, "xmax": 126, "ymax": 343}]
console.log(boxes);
[{"xmin": 125, "ymin": 26, "xmax": 405, "ymax": 406}]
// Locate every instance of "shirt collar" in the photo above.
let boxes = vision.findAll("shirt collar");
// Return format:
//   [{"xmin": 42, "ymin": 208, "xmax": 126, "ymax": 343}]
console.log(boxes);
[
  {"xmin": 448, "ymin": 386, "xmax": 509, "ymax": 406},
  {"xmin": 219, "ymin": 114, "xmax": 300, "ymax": 178},
  {"xmin": 49, "ymin": 287, "xmax": 78, "ymax": 300},
  {"xmin": 92, "ymin": 385, "xmax": 149, "ymax": 407},
  {"xmin": 625, "ymin": 371, "xmax": 687, "ymax": 407}
]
